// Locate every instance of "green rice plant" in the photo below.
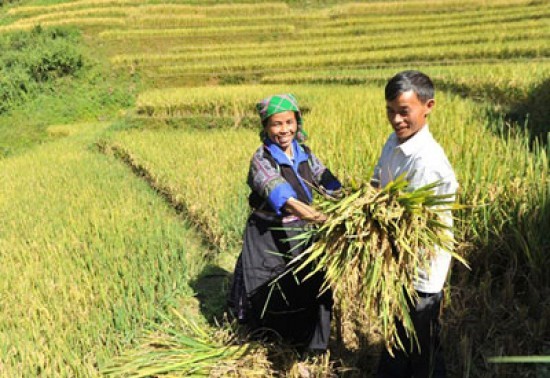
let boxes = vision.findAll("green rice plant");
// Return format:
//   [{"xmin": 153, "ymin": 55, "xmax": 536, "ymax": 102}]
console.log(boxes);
[
  {"xmin": 8, "ymin": 7, "xmax": 130, "ymax": 23},
  {"xmin": 166, "ymin": 2, "xmax": 289, "ymax": 16},
  {"xmin": 105, "ymin": 127, "xmax": 259, "ymax": 249},
  {"xmin": 0, "ymin": 122, "xmax": 210, "ymax": 376},
  {"xmin": 102, "ymin": 310, "xmax": 272, "ymax": 377},
  {"xmin": 124, "ymin": 13, "xmax": 322, "ymax": 29},
  {"xmin": 157, "ymin": 38, "xmax": 549, "ymax": 77},
  {"xmin": 130, "ymin": 84, "xmax": 546, "ymax": 193},
  {"xmin": 110, "ymin": 28, "xmax": 548, "ymax": 68},
  {"xmin": 0, "ymin": 17, "xmax": 126, "ymax": 32},
  {"xmin": 322, "ymin": 3, "xmax": 547, "ymax": 29},
  {"xmin": 261, "ymin": 60, "xmax": 550, "ymax": 106},
  {"xmin": 6, "ymin": 1, "xmax": 287, "ymax": 18},
  {"xmin": 87, "ymin": 0, "xmax": 548, "ymax": 65},
  {"xmin": 134, "ymin": 84, "xmax": 291, "ymax": 118},
  {"xmin": 105, "ymin": 0, "xmax": 545, "ymax": 32},
  {"xmin": 332, "ymin": 0, "xmax": 538, "ymax": 16},
  {"xmin": 6, "ymin": 0, "xmax": 146, "ymax": 16},
  {"xmin": 488, "ymin": 355, "xmax": 550, "ymax": 363},
  {"xmin": 260, "ymin": 60, "xmax": 550, "ymax": 84},
  {"xmin": 118, "ymin": 18, "xmax": 545, "ymax": 62},
  {"xmin": 163, "ymin": 16, "xmax": 544, "ymax": 56},
  {"xmin": 118, "ymin": 2, "xmax": 288, "ymax": 17},
  {"xmin": 130, "ymin": 83, "xmax": 547, "ymax": 190},
  {"xmin": 98, "ymin": 24, "xmax": 295, "ymax": 40},
  {"xmin": 298, "ymin": 10, "xmax": 549, "ymax": 39},
  {"xmin": 277, "ymin": 175, "xmax": 467, "ymax": 353}
]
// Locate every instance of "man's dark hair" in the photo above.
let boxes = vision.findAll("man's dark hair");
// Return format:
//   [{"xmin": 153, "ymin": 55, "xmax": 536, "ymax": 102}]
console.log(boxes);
[{"xmin": 385, "ymin": 70, "xmax": 435, "ymax": 103}]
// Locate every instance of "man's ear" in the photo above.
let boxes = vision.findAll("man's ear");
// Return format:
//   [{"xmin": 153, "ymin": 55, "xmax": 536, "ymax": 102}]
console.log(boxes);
[{"xmin": 424, "ymin": 98, "xmax": 435, "ymax": 116}]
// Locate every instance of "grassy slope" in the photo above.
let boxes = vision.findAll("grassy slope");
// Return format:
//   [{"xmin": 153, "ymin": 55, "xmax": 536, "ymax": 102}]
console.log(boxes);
[{"xmin": 0, "ymin": 52, "xmax": 136, "ymax": 158}]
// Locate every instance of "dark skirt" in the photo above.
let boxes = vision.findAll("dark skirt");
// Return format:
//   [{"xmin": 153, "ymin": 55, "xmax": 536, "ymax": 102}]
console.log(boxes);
[{"xmin": 229, "ymin": 212, "xmax": 332, "ymax": 351}]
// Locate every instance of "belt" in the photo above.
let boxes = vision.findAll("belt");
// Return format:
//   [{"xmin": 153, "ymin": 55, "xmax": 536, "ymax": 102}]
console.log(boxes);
[{"xmin": 252, "ymin": 209, "xmax": 301, "ymax": 224}]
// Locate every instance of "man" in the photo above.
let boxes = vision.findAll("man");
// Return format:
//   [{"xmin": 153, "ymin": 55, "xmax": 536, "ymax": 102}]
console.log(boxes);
[{"xmin": 372, "ymin": 70, "xmax": 459, "ymax": 378}]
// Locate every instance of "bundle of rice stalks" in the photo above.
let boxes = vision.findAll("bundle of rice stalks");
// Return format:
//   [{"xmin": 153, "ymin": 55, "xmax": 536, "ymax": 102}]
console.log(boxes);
[
  {"xmin": 102, "ymin": 309, "xmax": 272, "ymax": 377},
  {"xmin": 284, "ymin": 174, "xmax": 468, "ymax": 354}
]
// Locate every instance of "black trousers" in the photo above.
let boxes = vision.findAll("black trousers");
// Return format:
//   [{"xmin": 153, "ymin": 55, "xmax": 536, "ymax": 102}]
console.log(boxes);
[
  {"xmin": 247, "ymin": 266, "xmax": 333, "ymax": 352},
  {"xmin": 229, "ymin": 254, "xmax": 332, "ymax": 351},
  {"xmin": 377, "ymin": 291, "xmax": 446, "ymax": 378}
]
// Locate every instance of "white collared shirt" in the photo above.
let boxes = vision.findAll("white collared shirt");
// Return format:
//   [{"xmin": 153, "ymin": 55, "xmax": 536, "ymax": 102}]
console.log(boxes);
[{"xmin": 372, "ymin": 125, "xmax": 459, "ymax": 293}]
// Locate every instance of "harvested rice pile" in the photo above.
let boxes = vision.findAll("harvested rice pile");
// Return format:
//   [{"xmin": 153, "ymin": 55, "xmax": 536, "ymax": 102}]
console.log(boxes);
[{"xmin": 102, "ymin": 310, "xmax": 272, "ymax": 377}]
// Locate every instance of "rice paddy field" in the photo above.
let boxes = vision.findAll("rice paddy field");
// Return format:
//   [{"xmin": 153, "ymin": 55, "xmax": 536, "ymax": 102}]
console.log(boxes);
[{"xmin": 0, "ymin": 0, "xmax": 549, "ymax": 376}]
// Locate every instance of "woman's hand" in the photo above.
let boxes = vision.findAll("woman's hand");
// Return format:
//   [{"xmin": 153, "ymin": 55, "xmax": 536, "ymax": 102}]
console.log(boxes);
[{"xmin": 284, "ymin": 197, "xmax": 327, "ymax": 224}]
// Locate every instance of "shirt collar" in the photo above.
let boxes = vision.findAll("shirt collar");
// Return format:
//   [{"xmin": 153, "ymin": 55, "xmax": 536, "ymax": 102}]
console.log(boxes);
[
  {"xmin": 264, "ymin": 139, "xmax": 308, "ymax": 166},
  {"xmin": 396, "ymin": 125, "xmax": 432, "ymax": 156}
]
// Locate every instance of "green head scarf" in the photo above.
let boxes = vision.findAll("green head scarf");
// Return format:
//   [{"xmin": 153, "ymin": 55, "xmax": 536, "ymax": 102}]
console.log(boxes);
[{"xmin": 256, "ymin": 93, "xmax": 307, "ymax": 142}]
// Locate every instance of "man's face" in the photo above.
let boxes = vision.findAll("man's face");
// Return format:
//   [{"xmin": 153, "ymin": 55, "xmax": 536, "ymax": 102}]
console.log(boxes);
[{"xmin": 386, "ymin": 90, "xmax": 434, "ymax": 143}]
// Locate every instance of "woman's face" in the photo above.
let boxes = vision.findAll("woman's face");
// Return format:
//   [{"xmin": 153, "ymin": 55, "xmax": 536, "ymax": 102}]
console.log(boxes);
[{"xmin": 265, "ymin": 110, "xmax": 297, "ymax": 154}]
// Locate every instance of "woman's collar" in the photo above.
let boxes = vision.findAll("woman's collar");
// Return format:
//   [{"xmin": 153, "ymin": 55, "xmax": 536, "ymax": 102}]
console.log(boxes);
[{"xmin": 264, "ymin": 139, "xmax": 308, "ymax": 166}]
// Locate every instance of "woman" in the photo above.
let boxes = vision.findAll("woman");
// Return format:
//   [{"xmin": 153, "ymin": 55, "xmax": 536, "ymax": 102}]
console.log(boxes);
[{"xmin": 229, "ymin": 93, "xmax": 341, "ymax": 353}]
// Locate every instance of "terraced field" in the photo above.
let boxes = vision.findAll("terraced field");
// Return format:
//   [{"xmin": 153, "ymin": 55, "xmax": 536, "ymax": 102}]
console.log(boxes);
[
  {"xmin": 0, "ymin": 0, "xmax": 548, "ymax": 376},
  {"xmin": 2, "ymin": 0, "xmax": 549, "ymax": 89}
]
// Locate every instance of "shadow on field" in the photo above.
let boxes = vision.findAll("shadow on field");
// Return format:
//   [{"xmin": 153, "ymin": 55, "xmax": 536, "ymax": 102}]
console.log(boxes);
[
  {"xmin": 190, "ymin": 262, "xmax": 384, "ymax": 376},
  {"xmin": 189, "ymin": 264, "xmax": 232, "ymax": 324},
  {"xmin": 438, "ymin": 78, "xmax": 549, "ymax": 149},
  {"xmin": 506, "ymin": 78, "xmax": 550, "ymax": 147},
  {"xmin": 442, "ymin": 190, "xmax": 550, "ymax": 377},
  {"xmin": 329, "ymin": 317, "xmax": 382, "ymax": 378}
]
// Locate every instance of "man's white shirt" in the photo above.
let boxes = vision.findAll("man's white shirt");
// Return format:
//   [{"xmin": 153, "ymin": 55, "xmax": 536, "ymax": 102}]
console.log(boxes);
[{"xmin": 372, "ymin": 125, "xmax": 459, "ymax": 293}]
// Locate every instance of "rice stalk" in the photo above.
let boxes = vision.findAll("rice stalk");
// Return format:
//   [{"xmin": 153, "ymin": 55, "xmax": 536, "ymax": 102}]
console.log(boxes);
[
  {"xmin": 102, "ymin": 309, "xmax": 272, "ymax": 377},
  {"xmin": 281, "ymin": 174, "xmax": 468, "ymax": 354}
]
